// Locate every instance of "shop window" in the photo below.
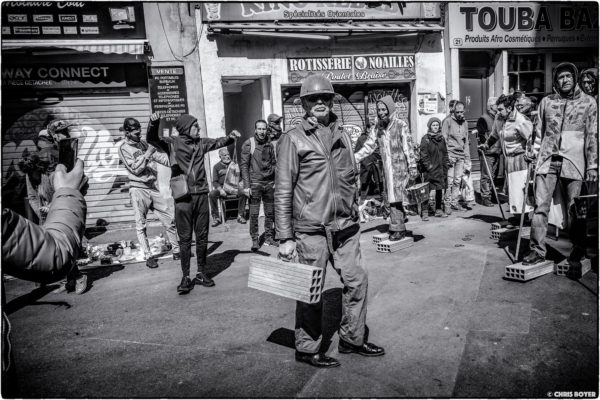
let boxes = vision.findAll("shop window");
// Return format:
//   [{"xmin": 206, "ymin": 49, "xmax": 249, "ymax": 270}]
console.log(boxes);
[{"xmin": 508, "ymin": 53, "xmax": 545, "ymax": 103}]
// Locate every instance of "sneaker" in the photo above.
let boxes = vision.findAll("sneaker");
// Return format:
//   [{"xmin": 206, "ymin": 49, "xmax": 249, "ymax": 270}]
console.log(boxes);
[
  {"xmin": 435, "ymin": 209, "xmax": 448, "ymax": 218},
  {"xmin": 146, "ymin": 256, "xmax": 159, "ymax": 269},
  {"xmin": 211, "ymin": 219, "xmax": 222, "ymax": 227},
  {"xmin": 193, "ymin": 272, "xmax": 215, "ymax": 287},
  {"xmin": 251, "ymin": 238, "xmax": 260, "ymax": 252},
  {"xmin": 264, "ymin": 237, "xmax": 279, "ymax": 247},
  {"xmin": 172, "ymin": 252, "xmax": 180, "ymax": 261},
  {"xmin": 177, "ymin": 276, "xmax": 194, "ymax": 294},
  {"xmin": 237, "ymin": 216, "xmax": 247, "ymax": 224},
  {"xmin": 482, "ymin": 198, "xmax": 495, "ymax": 207},
  {"xmin": 522, "ymin": 251, "xmax": 545, "ymax": 266},
  {"xmin": 75, "ymin": 275, "xmax": 88, "ymax": 295}
]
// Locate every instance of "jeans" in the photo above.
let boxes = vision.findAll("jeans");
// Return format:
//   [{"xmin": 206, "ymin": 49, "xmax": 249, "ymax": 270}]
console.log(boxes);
[
  {"xmin": 388, "ymin": 202, "xmax": 406, "ymax": 232},
  {"xmin": 208, "ymin": 189, "xmax": 247, "ymax": 220},
  {"xmin": 445, "ymin": 157, "xmax": 465, "ymax": 208},
  {"xmin": 130, "ymin": 187, "xmax": 180, "ymax": 257},
  {"xmin": 249, "ymin": 181, "xmax": 275, "ymax": 240},
  {"xmin": 174, "ymin": 194, "xmax": 210, "ymax": 277},
  {"xmin": 429, "ymin": 189, "xmax": 444, "ymax": 211},
  {"xmin": 530, "ymin": 158, "xmax": 583, "ymax": 258},
  {"xmin": 480, "ymin": 154, "xmax": 500, "ymax": 201},
  {"xmin": 294, "ymin": 224, "xmax": 367, "ymax": 353}
]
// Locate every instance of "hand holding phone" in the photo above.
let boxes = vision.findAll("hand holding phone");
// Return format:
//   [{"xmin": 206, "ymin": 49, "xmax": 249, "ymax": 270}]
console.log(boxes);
[{"xmin": 58, "ymin": 138, "xmax": 78, "ymax": 172}]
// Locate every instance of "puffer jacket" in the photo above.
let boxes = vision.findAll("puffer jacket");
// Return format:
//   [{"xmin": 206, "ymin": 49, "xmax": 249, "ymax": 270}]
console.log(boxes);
[
  {"xmin": 2, "ymin": 187, "xmax": 86, "ymax": 283},
  {"xmin": 533, "ymin": 62, "xmax": 598, "ymax": 180},
  {"xmin": 147, "ymin": 115, "xmax": 234, "ymax": 195},
  {"xmin": 275, "ymin": 113, "xmax": 359, "ymax": 240}
]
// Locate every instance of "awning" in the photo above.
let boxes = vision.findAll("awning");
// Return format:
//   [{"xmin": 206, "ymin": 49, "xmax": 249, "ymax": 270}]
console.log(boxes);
[
  {"xmin": 208, "ymin": 21, "xmax": 443, "ymax": 34},
  {"xmin": 1, "ymin": 39, "xmax": 147, "ymax": 55}
]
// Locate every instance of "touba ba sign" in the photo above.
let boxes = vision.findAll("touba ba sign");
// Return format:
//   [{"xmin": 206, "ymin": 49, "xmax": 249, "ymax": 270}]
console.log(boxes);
[{"xmin": 448, "ymin": 2, "xmax": 598, "ymax": 48}]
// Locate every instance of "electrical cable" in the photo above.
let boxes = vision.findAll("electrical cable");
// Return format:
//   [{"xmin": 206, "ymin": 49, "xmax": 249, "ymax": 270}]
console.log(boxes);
[{"xmin": 156, "ymin": 3, "xmax": 201, "ymax": 61}]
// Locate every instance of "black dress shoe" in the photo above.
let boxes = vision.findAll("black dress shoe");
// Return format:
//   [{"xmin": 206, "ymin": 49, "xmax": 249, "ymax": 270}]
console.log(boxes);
[
  {"xmin": 338, "ymin": 339, "xmax": 385, "ymax": 357},
  {"xmin": 522, "ymin": 251, "xmax": 545, "ymax": 265},
  {"xmin": 177, "ymin": 276, "xmax": 194, "ymax": 294},
  {"xmin": 194, "ymin": 272, "xmax": 215, "ymax": 287},
  {"xmin": 295, "ymin": 352, "xmax": 340, "ymax": 368}
]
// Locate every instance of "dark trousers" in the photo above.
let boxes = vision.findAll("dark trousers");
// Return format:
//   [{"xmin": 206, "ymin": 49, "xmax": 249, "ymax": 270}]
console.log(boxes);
[
  {"xmin": 208, "ymin": 189, "xmax": 247, "ymax": 220},
  {"xmin": 530, "ymin": 159, "xmax": 583, "ymax": 258},
  {"xmin": 175, "ymin": 194, "xmax": 209, "ymax": 277},
  {"xmin": 249, "ymin": 181, "xmax": 275, "ymax": 240},
  {"xmin": 480, "ymin": 153, "xmax": 500, "ymax": 200}
]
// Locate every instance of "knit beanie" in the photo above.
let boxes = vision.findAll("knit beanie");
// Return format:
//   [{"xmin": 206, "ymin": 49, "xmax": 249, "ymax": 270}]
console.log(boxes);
[
  {"xmin": 377, "ymin": 95, "xmax": 397, "ymax": 116},
  {"xmin": 175, "ymin": 114, "xmax": 197, "ymax": 136},
  {"xmin": 427, "ymin": 117, "xmax": 442, "ymax": 132}
]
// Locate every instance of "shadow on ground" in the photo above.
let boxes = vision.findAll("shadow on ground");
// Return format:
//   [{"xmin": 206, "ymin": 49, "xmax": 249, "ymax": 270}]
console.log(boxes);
[
  {"xmin": 205, "ymin": 249, "xmax": 269, "ymax": 279},
  {"xmin": 5, "ymin": 286, "xmax": 71, "ymax": 315}
]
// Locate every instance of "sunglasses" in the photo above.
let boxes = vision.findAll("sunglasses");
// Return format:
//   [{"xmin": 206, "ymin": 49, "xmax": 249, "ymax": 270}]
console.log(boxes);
[{"xmin": 305, "ymin": 94, "xmax": 334, "ymax": 103}]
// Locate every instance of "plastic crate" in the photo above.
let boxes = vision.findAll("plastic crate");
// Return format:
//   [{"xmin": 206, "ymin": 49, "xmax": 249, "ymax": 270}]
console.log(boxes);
[{"xmin": 406, "ymin": 182, "xmax": 430, "ymax": 206}]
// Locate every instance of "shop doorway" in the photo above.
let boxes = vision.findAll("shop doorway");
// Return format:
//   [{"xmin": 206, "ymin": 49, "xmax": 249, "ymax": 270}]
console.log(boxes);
[{"xmin": 222, "ymin": 77, "xmax": 268, "ymax": 158}]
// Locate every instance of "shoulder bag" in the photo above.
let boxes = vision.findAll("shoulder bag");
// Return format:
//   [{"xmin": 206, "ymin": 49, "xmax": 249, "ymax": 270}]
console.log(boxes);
[{"xmin": 169, "ymin": 141, "xmax": 198, "ymax": 200}]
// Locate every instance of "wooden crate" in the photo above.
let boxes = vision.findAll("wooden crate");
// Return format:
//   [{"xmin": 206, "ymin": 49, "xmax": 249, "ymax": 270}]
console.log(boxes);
[
  {"xmin": 490, "ymin": 228, "xmax": 519, "ymax": 240},
  {"xmin": 555, "ymin": 258, "xmax": 591, "ymax": 277},
  {"xmin": 376, "ymin": 237, "xmax": 414, "ymax": 253},
  {"xmin": 248, "ymin": 256, "xmax": 324, "ymax": 304},
  {"xmin": 504, "ymin": 260, "xmax": 554, "ymax": 282},
  {"xmin": 372, "ymin": 233, "xmax": 388, "ymax": 244}
]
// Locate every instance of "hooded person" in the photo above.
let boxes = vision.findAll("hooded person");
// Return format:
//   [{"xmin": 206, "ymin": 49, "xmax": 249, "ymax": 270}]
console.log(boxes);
[
  {"xmin": 267, "ymin": 113, "xmax": 283, "ymax": 141},
  {"xmin": 147, "ymin": 112, "xmax": 241, "ymax": 294},
  {"xmin": 240, "ymin": 119, "xmax": 277, "ymax": 251},
  {"xmin": 354, "ymin": 95, "xmax": 418, "ymax": 240},
  {"xmin": 420, "ymin": 117, "xmax": 449, "ymax": 218},
  {"xmin": 580, "ymin": 67, "xmax": 598, "ymax": 102},
  {"xmin": 522, "ymin": 62, "xmax": 598, "ymax": 274}
]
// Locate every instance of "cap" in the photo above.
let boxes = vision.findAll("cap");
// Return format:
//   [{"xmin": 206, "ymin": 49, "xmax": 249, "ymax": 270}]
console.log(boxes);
[
  {"xmin": 267, "ymin": 114, "xmax": 282, "ymax": 124},
  {"xmin": 119, "ymin": 118, "xmax": 141, "ymax": 133}
]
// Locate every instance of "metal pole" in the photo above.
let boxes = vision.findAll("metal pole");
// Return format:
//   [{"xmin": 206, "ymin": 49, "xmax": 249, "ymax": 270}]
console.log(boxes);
[
  {"xmin": 515, "ymin": 164, "xmax": 532, "ymax": 260},
  {"xmin": 479, "ymin": 149, "xmax": 507, "ymax": 221}
]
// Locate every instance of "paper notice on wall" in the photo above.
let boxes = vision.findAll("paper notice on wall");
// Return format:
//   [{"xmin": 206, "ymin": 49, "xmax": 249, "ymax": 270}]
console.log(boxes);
[{"xmin": 418, "ymin": 93, "xmax": 439, "ymax": 114}]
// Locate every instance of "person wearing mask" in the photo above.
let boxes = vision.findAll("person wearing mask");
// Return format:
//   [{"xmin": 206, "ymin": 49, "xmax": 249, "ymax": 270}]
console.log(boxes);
[
  {"xmin": 522, "ymin": 63, "xmax": 598, "ymax": 272},
  {"xmin": 147, "ymin": 113, "xmax": 240, "ymax": 294},
  {"xmin": 117, "ymin": 114, "xmax": 180, "ymax": 268},
  {"xmin": 19, "ymin": 119, "xmax": 88, "ymax": 294},
  {"xmin": 580, "ymin": 68, "xmax": 598, "ymax": 102},
  {"xmin": 420, "ymin": 117, "xmax": 449, "ymax": 218},
  {"xmin": 266, "ymin": 113, "xmax": 283, "ymax": 141},
  {"xmin": 276, "ymin": 75, "xmax": 384, "ymax": 368},
  {"xmin": 241, "ymin": 119, "xmax": 277, "ymax": 251},
  {"xmin": 354, "ymin": 96, "xmax": 418, "ymax": 241},
  {"xmin": 442, "ymin": 101, "xmax": 471, "ymax": 213},
  {"xmin": 480, "ymin": 95, "xmax": 534, "ymax": 216},
  {"xmin": 209, "ymin": 147, "xmax": 247, "ymax": 226},
  {"xmin": 476, "ymin": 97, "xmax": 500, "ymax": 207},
  {"xmin": 2, "ymin": 159, "xmax": 87, "ymax": 397}
]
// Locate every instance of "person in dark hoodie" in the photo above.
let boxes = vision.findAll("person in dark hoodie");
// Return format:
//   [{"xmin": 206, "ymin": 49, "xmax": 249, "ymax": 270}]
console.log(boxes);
[
  {"xmin": 580, "ymin": 67, "xmax": 598, "ymax": 102},
  {"xmin": 147, "ymin": 112, "xmax": 240, "ymax": 294},
  {"xmin": 240, "ymin": 119, "xmax": 277, "ymax": 251},
  {"xmin": 420, "ymin": 117, "xmax": 449, "ymax": 218},
  {"xmin": 522, "ymin": 62, "xmax": 598, "ymax": 277}
]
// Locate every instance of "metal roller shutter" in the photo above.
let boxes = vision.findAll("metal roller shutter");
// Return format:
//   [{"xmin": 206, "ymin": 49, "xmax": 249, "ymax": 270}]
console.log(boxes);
[{"xmin": 2, "ymin": 90, "xmax": 157, "ymax": 227}]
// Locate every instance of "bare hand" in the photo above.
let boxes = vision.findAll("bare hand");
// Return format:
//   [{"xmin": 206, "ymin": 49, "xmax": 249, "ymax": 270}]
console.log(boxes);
[
  {"xmin": 524, "ymin": 150, "xmax": 536, "ymax": 164},
  {"xmin": 54, "ymin": 159, "xmax": 85, "ymax": 192},
  {"xmin": 39, "ymin": 206, "xmax": 49, "ymax": 215},
  {"xmin": 150, "ymin": 112, "xmax": 161, "ymax": 122},
  {"xmin": 144, "ymin": 146, "xmax": 157, "ymax": 158},
  {"xmin": 586, "ymin": 169, "xmax": 598, "ymax": 182},
  {"xmin": 219, "ymin": 188, "xmax": 227, "ymax": 197},
  {"xmin": 278, "ymin": 239, "xmax": 297, "ymax": 262},
  {"xmin": 478, "ymin": 144, "xmax": 489, "ymax": 151},
  {"xmin": 245, "ymin": 188, "xmax": 252, "ymax": 197},
  {"xmin": 229, "ymin": 130, "xmax": 241, "ymax": 140}
]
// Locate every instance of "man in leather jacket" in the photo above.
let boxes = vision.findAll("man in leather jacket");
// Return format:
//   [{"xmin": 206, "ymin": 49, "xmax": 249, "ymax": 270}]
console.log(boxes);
[{"xmin": 275, "ymin": 75, "xmax": 384, "ymax": 368}]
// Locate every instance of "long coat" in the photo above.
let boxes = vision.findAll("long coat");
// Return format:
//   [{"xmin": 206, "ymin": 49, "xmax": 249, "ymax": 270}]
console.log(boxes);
[
  {"xmin": 420, "ymin": 133, "xmax": 449, "ymax": 190},
  {"xmin": 355, "ymin": 111, "xmax": 416, "ymax": 203}
]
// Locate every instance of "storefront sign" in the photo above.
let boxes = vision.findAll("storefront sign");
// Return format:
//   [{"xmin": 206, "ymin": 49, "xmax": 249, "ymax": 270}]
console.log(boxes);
[
  {"xmin": 288, "ymin": 54, "xmax": 415, "ymax": 83},
  {"xmin": 1, "ymin": 2, "xmax": 145, "ymax": 40},
  {"xmin": 202, "ymin": 2, "xmax": 440, "ymax": 21},
  {"xmin": 1, "ymin": 63, "xmax": 128, "ymax": 89},
  {"xmin": 148, "ymin": 66, "xmax": 189, "ymax": 137},
  {"xmin": 448, "ymin": 2, "xmax": 598, "ymax": 48}
]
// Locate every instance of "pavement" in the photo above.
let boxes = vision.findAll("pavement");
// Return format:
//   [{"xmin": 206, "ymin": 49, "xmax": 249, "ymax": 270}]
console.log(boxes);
[{"xmin": 3, "ymin": 204, "xmax": 598, "ymax": 398}]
